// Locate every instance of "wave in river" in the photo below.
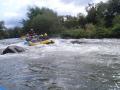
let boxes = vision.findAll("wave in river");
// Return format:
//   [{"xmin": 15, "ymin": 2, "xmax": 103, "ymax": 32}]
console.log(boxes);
[{"xmin": 0, "ymin": 38, "xmax": 120, "ymax": 90}]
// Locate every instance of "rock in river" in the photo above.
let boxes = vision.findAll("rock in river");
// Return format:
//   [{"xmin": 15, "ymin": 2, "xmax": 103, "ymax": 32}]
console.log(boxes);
[
  {"xmin": 71, "ymin": 40, "xmax": 85, "ymax": 44},
  {"xmin": 1, "ymin": 45, "xmax": 25, "ymax": 55}
]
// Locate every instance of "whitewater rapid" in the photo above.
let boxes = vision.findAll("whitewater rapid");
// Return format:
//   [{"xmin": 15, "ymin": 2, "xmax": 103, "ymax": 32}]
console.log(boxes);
[
  {"xmin": 0, "ymin": 38, "xmax": 120, "ymax": 60},
  {"xmin": 0, "ymin": 38, "xmax": 120, "ymax": 90}
]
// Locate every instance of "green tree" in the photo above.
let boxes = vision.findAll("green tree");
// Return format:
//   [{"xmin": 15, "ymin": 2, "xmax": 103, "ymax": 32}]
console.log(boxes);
[
  {"xmin": 22, "ymin": 7, "xmax": 61, "ymax": 34},
  {"xmin": 86, "ymin": 3, "xmax": 98, "ymax": 24},
  {"xmin": 77, "ymin": 13, "xmax": 87, "ymax": 29},
  {"xmin": 104, "ymin": 0, "xmax": 120, "ymax": 27},
  {"xmin": 63, "ymin": 15, "xmax": 78, "ymax": 29},
  {"xmin": 30, "ymin": 13, "xmax": 59, "ymax": 34},
  {"xmin": 111, "ymin": 24, "xmax": 120, "ymax": 38},
  {"xmin": 0, "ymin": 21, "xmax": 5, "ymax": 29},
  {"xmin": 95, "ymin": 2, "xmax": 107, "ymax": 26},
  {"xmin": 113, "ymin": 15, "xmax": 120, "ymax": 25},
  {"xmin": 0, "ymin": 21, "xmax": 6, "ymax": 39}
]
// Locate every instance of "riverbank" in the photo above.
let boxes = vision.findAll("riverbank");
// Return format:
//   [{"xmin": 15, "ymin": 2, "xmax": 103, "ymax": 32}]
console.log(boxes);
[{"xmin": 60, "ymin": 25, "xmax": 120, "ymax": 39}]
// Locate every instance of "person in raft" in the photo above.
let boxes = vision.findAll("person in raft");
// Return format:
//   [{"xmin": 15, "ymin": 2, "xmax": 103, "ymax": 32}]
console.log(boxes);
[
  {"xmin": 26, "ymin": 29, "xmax": 37, "ymax": 42},
  {"xmin": 39, "ymin": 33, "xmax": 48, "ymax": 41},
  {"xmin": 26, "ymin": 29, "xmax": 49, "ymax": 42}
]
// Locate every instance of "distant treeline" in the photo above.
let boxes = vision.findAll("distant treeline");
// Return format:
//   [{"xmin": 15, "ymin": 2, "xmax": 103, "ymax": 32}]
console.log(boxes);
[{"xmin": 0, "ymin": 0, "xmax": 120, "ymax": 39}]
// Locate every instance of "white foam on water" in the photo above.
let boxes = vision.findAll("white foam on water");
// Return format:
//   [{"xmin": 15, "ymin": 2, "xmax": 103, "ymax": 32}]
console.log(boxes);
[{"xmin": 0, "ymin": 38, "xmax": 120, "ymax": 60}]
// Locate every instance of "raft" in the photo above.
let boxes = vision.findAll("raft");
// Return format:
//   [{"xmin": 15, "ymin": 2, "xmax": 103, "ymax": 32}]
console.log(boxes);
[
  {"xmin": 28, "ymin": 40, "xmax": 54, "ymax": 46},
  {"xmin": 20, "ymin": 36, "xmax": 26, "ymax": 40}
]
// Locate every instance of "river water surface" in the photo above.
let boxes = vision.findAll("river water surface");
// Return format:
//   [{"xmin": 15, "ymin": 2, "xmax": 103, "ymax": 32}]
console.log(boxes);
[{"xmin": 0, "ymin": 38, "xmax": 120, "ymax": 90}]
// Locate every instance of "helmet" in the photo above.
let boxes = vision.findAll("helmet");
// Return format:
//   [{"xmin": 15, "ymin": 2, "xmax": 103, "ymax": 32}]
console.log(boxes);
[
  {"xmin": 40, "ymin": 34, "xmax": 43, "ymax": 37},
  {"xmin": 44, "ymin": 33, "xmax": 47, "ymax": 36},
  {"xmin": 30, "ymin": 28, "xmax": 34, "ymax": 31}
]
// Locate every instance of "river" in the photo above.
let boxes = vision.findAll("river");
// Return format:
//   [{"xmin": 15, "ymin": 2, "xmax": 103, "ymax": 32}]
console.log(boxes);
[{"xmin": 0, "ymin": 38, "xmax": 120, "ymax": 90}]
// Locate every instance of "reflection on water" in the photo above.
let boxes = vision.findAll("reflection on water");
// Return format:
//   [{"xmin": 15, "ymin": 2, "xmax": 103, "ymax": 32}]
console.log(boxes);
[{"xmin": 0, "ymin": 39, "xmax": 120, "ymax": 90}]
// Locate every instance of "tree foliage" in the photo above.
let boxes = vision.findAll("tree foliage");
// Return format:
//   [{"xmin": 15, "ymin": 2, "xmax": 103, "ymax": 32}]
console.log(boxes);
[
  {"xmin": 1, "ymin": 0, "xmax": 120, "ymax": 39},
  {"xmin": 22, "ymin": 7, "xmax": 61, "ymax": 34}
]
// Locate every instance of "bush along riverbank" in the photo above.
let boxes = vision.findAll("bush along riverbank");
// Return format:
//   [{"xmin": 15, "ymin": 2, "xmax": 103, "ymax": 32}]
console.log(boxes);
[{"xmin": 61, "ymin": 24, "xmax": 120, "ymax": 39}]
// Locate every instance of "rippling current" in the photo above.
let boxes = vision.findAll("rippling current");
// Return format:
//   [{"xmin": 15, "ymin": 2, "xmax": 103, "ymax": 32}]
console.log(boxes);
[{"xmin": 0, "ymin": 38, "xmax": 120, "ymax": 90}]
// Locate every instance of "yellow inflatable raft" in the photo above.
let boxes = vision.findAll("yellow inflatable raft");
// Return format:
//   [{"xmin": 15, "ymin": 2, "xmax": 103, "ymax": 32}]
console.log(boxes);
[
  {"xmin": 20, "ymin": 36, "xmax": 26, "ymax": 40},
  {"xmin": 28, "ymin": 40, "xmax": 54, "ymax": 46}
]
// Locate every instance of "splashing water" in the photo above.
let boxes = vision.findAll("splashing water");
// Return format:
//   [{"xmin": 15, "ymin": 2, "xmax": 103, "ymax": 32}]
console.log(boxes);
[{"xmin": 0, "ymin": 38, "xmax": 120, "ymax": 90}]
